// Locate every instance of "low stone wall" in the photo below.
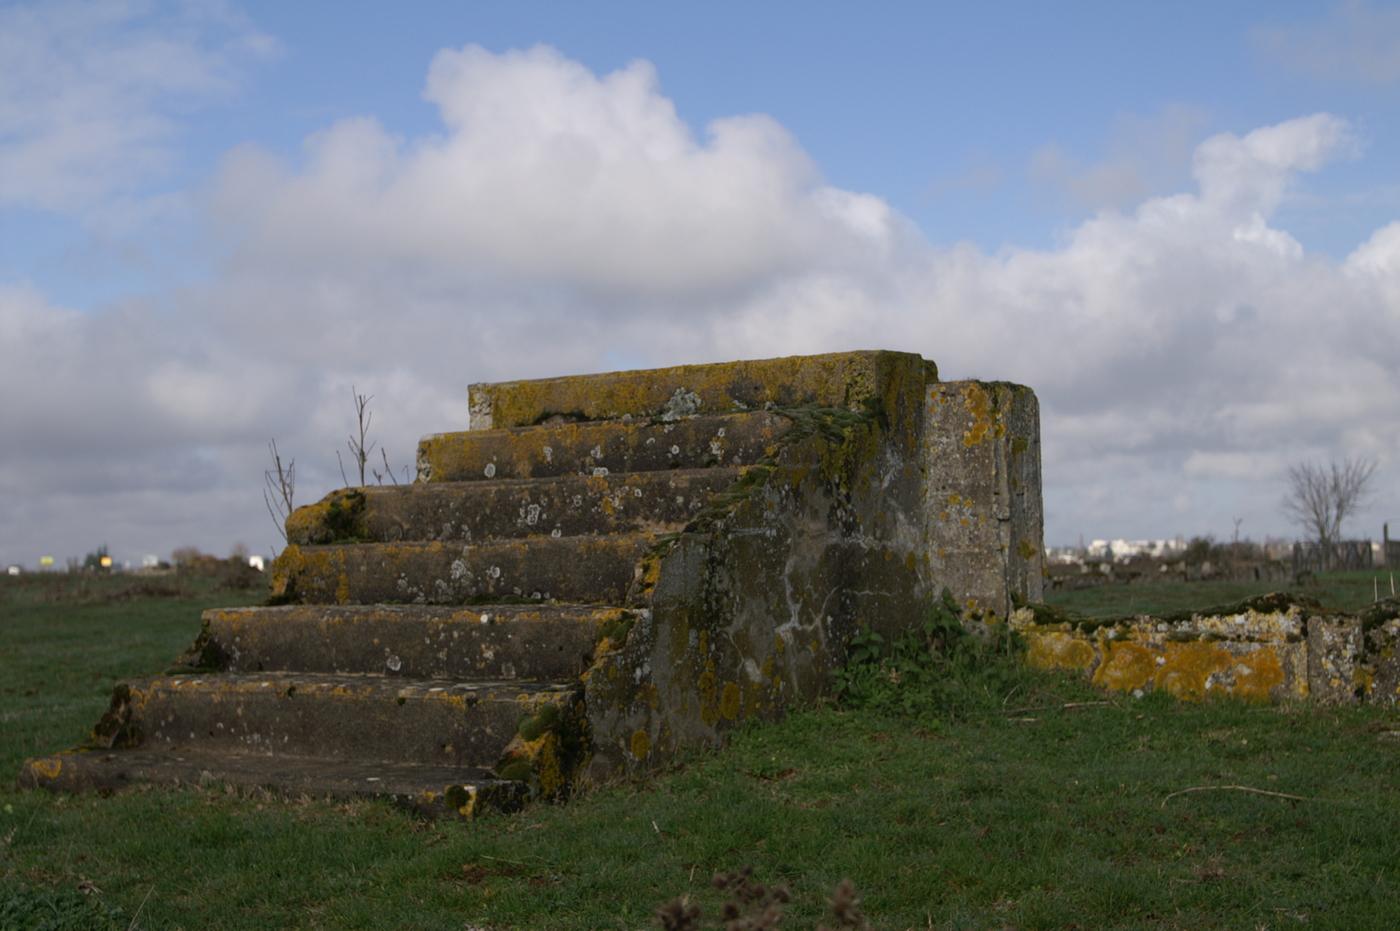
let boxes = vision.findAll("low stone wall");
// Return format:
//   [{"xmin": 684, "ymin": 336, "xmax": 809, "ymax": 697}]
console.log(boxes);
[{"xmin": 1013, "ymin": 595, "xmax": 1400, "ymax": 705}]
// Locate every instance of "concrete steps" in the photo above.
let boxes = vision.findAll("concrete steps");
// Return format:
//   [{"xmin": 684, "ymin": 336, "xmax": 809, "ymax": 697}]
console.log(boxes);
[
  {"xmin": 187, "ymin": 604, "xmax": 635, "ymax": 680},
  {"xmin": 91, "ymin": 673, "xmax": 581, "ymax": 769},
  {"xmin": 269, "ymin": 533, "xmax": 652, "ymax": 606},
  {"xmin": 416, "ymin": 412, "xmax": 786, "ymax": 482},
  {"xmin": 18, "ymin": 748, "xmax": 529, "ymax": 818},
  {"xmin": 467, "ymin": 350, "xmax": 936, "ymax": 429},
  {"xmin": 287, "ymin": 467, "xmax": 745, "ymax": 544},
  {"xmin": 22, "ymin": 351, "xmax": 1046, "ymax": 817}
]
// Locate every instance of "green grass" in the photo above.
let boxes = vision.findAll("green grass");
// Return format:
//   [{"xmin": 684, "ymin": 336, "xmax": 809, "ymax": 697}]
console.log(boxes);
[
  {"xmin": 1045, "ymin": 569, "xmax": 1396, "ymax": 619},
  {"xmin": 3, "ymin": 576, "xmax": 1400, "ymax": 928}
]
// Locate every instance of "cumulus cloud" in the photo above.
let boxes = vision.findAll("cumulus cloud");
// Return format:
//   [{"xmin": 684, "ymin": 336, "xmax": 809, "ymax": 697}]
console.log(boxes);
[
  {"xmin": 2, "ymin": 45, "xmax": 1398, "ymax": 565},
  {"xmin": 0, "ymin": 0, "xmax": 275, "ymax": 212}
]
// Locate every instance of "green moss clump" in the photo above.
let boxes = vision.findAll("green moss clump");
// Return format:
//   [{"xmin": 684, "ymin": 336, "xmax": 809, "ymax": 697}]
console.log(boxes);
[
  {"xmin": 496, "ymin": 760, "xmax": 532, "ymax": 783},
  {"xmin": 1158, "ymin": 592, "xmax": 1321, "ymax": 624},
  {"xmin": 1359, "ymin": 597, "xmax": 1400, "ymax": 632},
  {"xmin": 517, "ymin": 705, "xmax": 562, "ymax": 742},
  {"xmin": 323, "ymin": 490, "xmax": 369, "ymax": 543},
  {"xmin": 598, "ymin": 612, "xmax": 637, "ymax": 646}
]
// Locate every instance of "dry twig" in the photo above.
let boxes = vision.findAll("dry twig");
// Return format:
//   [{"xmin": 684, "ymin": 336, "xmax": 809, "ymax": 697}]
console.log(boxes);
[{"xmin": 1161, "ymin": 784, "xmax": 1314, "ymax": 808}]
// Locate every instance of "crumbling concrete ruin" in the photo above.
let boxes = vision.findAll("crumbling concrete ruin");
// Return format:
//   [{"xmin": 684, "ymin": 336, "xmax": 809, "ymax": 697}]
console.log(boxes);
[
  {"xmin": 1015, "ymin": 594, "xmax": 1400, "ymax": 704},
  {"xmin": 21, "ymin": 351, "xmax": 1044, "ymax": 814},
  {"xmin": 20, "ymin": 349, "xmax": 1400, "ymax": 816}
]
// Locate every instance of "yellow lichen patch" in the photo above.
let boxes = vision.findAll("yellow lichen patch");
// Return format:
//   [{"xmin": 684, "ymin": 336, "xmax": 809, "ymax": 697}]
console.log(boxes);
[
  {"xmin": 27, "ymin": 755, "xmax": 62, "ymax": 781},
  {"xmin": 477, "ymin": 351, "xmax": 909, "ymax": 427},
  {"xmin": 630, "ymin": 729, "xmax": 651, "ymax": 760},
  {"xmin": 1093, "ymin": 641, "xmax": 1156, "ymax": 693},
  {"xmin": 1155, "ymin": 642, "xmax": 1233, "ymax": 701},
  {"xmin": 720, "ymin": 682, "xmax": 742, "ymax": 720},
  {"xmin": 268, "ymin": 545, "xmax": 306, "ymax": 601},
  {"xmin": 1225, "ymin": 647, "xmax": 1285, "ymax": 702},
  {"xmin": 1025, "ymin": 631, "xmax": 1096, "ymax": 672},
  {"xmin": 960, "ymin": 382, "xmax": 1006, "ymax": 447}
]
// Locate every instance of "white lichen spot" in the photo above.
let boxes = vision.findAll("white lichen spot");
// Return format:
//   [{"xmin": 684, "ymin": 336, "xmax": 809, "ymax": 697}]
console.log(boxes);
[
  {"xmin": 670, "ymin": 445, "xmax": 680, "ymax": 456},
  {"xmin": 449, "ymin": 560, "xmax": 468, "ymax": 581},
  {"xmin": 709, "ymin": 440, "xmax": 723, "ymax": 457},
  {"xmin": 542, "ymin": 445, "xmax": 553, "ymax": 463},
  {"xmin": 479, "ymin": 613, "xmax": 492, "ymax": 625},
  {"xmin": 551, "ymin": 528, "xmax": 562, "ymax": 538},
  {"xmin": 592, "ymin": 467, "xmax": 609, "ymax": 477},
  {"xmin": 487, "ymin": 565, "xmax": 502, "ymax": 579},
  {"xmin": 525, "ymin": 503, "xmax": 541, "ymax": 525},
  {"xmin": 385, "ymin": 654, "xmax": 402, "ymax": 672},
  {"xmin": 716, "ymin": 427, "xmax": 726, "ymax": 437},
  {"xmin": 633, "ymin": 487, "xmax": 643, "ymax": 498},
  {"xmin": 590, "ymin": 444, "xmax": 603, "ymax": 459},
  {"xmin": 661, "ymin": 387, "xmax": 702, "ymax": 421},
  {"xmin": 484, "ymin": 462, "xmax": 496, "ymax": 478}
]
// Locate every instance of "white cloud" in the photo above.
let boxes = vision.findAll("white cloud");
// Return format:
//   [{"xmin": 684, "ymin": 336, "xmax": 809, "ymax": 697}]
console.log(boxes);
[
  {"xmin": 0, "ymin": 0, "xmax": 275, "ymax": 212},
  {"xmin": 1, "ymin": 46, "xmax": 1398, "ymax": 564}
]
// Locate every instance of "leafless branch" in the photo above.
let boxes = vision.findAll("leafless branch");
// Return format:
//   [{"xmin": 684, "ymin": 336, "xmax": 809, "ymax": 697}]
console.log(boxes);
[
  {"xmin": 262, "ymin": 439, "xmax": 295, "ymax": 544},
  {"xmin": 371, "ymin": 447, "xmax": 401, "ymax": 485},
  {"xmin": 1282, "ymin": 457, "xmax": 1376, "ymax": 547},
  {"xmin": 344, "ymin": 386, "xmax": 375, "ymax": 487}
]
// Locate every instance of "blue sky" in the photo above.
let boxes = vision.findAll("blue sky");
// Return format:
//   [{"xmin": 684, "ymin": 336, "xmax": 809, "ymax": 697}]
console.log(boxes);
[{"xmin": 2, "ymin": 0, "xmax": 1398, "ymax": 565}]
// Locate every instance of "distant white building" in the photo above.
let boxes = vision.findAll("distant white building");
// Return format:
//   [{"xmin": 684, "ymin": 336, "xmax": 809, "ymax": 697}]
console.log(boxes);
[
  {"xmin": 1086, "ymin": 538, "xmax": 1187, "ymax": 562},
  {"xmin": 248, "ymin": 555, "xmax": 266, "ymax": 572}
]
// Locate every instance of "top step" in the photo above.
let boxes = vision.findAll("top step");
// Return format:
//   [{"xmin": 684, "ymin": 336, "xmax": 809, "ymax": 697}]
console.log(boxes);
[{"xmin": 468, "ymin": 350, "xmax": 937, "ymax": 430}]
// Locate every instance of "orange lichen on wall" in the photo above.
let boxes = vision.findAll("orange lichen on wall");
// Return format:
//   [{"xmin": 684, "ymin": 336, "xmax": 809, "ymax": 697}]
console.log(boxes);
[
  {"xmin": 1229, "ymin": 647, "xmax": 1286, "ymax": 702},
  {"xmin": 1025, "ymin": 631, "xmax": 1096, "ymax": 672},
  {"xmin": 1093, "ymin": 641, "xmax": 1155, "ymax": 692},
  {"xmin": 1154, "ymin": 641, "xmax": 1233, "ymax": 700}
]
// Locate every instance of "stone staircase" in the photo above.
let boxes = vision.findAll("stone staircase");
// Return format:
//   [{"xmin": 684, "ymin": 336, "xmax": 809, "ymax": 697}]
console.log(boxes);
[{"xmin": 21, "ymin": 351, "xmax": 1044, "ymax": 816}]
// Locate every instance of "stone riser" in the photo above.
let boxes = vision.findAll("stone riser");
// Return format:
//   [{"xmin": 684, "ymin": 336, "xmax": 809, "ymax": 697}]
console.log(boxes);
[
  {"xmin": 288, "ymin": 468, "xmax": 743, "ymax": 546},
  {"xmin": 97, "ymin": 673, "xmax": 577, "ymax": 768},
  {"xmin": 271, "ymin": 534, "xmax": 650, "ymax": 606},
  {"xmin": 416, "ymin": 412, "xmax": 785, "ymax": 483},
  {"xmin": 468, "ymin": 350, "xmax": 932, "ymax": 429},
  {"xmin": 19, "ymin": 748, "xmax": 528, "ymax": 818},
  {"xmin": 193, "ymin": 604, "xmax": 632, "ymax": 680}
]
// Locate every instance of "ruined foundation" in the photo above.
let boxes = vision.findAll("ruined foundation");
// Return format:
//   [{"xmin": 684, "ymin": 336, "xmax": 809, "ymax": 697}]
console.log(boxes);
[
  {"xmin": 1014, "ymin": 594, "xmax": 1400, "ymax": 705},
  {"xmin": 20, "ymin": 350, "xmax": 1044, "ymax": 814}
]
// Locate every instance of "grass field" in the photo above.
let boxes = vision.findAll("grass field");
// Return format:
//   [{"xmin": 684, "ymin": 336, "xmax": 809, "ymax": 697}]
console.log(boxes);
[
  {"xmin": 3, "ymin": 572, "xmax": 1400, "ymax": 929},
  {"xmin": 1044, "ymin": 569, "xmax": 1394, "ymax": 619}
]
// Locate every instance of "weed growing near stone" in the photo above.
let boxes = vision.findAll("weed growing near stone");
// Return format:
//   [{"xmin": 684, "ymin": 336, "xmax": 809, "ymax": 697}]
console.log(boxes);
[{"xmin": 835, "ymin": 591, "xmax": 1035, "ymax": 719}]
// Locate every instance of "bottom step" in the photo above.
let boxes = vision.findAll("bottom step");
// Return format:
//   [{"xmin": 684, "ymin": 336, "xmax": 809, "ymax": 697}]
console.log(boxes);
[{"xmin": 18, "ymin": 748, "xmax": 526, "ymax": 818}]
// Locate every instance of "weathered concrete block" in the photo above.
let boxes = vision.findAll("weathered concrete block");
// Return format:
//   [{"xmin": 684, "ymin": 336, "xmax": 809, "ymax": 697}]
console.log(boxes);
[
  {"xmin": 417, "ymin": 412, "xmax": 787, "ymax": 482},
  {"xmin": 1307, "ymin": 616, "xmax": 1365, "ymax": 703},
  {"xmin": 468, "ymin": 350, "xmax": 937, "ymax": 430},
  {"xmin": 923, "ymin": 381, "xmax": 1043, "ymax": 619},
  {"xmin": 1015, "ymin": 597, "xmax": 1313, "ymax": 703},
  {"xmin": 1364, "ymin": 620, "xmax": 1400, "ymax": 705}
]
